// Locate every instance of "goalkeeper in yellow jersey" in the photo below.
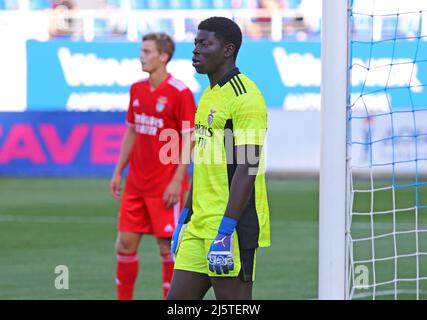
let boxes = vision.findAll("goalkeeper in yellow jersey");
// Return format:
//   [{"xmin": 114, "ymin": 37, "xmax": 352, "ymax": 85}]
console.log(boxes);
[{"xmin": 167, "ymin": 16, "xmax": 270, "ymax": 300}]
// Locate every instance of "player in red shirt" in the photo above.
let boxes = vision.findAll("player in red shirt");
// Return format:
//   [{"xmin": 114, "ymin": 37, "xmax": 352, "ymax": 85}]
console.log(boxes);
[{"xmin": 110, "ymin": 32, "xmax": 196, "ymax": 300}]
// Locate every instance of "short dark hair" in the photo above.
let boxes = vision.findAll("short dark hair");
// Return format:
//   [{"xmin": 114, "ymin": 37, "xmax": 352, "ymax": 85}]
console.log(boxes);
[
  {"xmin": 198, "ymin": 17, "xmax": 243, "ymax": 59},
  {"xmin": 142, "ymin": 32, "xmax": 175, "ymax": 62}
]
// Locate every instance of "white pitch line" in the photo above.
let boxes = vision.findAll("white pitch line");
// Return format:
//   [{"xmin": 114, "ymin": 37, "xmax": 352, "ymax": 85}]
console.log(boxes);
[
  {"xmin": 0, "ymin": 216, "xmax": 420, "ymax": 229},
  {"xmin": 0, "ymin": 215, "xmax": 116, "ymax": 225},
  {"xmin": 352, "ymin": 289, "xmax": 426, "ymax": 299},
  {"xmin": 351, "ymin": 222, "xmax": 422, "ymax": 229}
]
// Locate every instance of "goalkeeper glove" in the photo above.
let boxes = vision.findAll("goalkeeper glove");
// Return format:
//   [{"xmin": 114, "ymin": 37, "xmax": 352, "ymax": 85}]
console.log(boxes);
[
  {"xmin": 207, "ymin": 216, "xmax": 238, "ymax": 275},
  {"xmin": 171, "ymin": 207, "xmax": 190, "ymax": 261}
]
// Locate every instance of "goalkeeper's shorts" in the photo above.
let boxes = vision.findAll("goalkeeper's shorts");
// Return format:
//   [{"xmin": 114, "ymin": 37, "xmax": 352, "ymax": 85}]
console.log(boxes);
[{"xmin": 174, "ymin": 229, "xmax": 257, "ymax": 282}]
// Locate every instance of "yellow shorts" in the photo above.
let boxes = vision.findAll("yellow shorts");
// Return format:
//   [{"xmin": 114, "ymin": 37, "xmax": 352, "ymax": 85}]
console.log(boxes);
[{"xmin": 174, "ymin": 229, "xmax": 257, "ymax": 281}]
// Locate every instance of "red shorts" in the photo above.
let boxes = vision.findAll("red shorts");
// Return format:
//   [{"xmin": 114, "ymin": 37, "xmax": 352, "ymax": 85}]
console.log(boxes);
[{"xmin": 117, "ymin": 188, "xmax": 185, "ymax": 238}]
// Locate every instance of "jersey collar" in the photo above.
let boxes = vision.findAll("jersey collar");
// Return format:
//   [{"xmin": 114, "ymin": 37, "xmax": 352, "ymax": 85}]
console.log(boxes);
[
  {"xmin": 148, "ymin": 73, "xmax": 172, "ymax": 92},
  {"xmin": 218, "ymin": 68, "xmax": 240, "ymax": 87}
]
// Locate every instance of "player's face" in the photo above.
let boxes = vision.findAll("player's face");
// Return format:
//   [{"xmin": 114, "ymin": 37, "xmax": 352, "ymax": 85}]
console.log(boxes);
[
  {"xmin": 140, "ymin": 40, "xmax": 167, "ymax": 73},
  {"xmin": 192, "ymin": 30, "xmax": 226, "ymax": 74}
]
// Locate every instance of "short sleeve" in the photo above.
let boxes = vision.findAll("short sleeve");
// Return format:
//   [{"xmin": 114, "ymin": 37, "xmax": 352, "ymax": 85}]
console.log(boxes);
[
  {"xmin": 126, "ymin": 85, "xmax": 135, "ymax": 127},
  {"xmin": 176, "ymin": 88, "xmax": 196, "ymax": 134},
  {"xmin": 230, "ymin": 91, "xmax": 267, "ymax": 146}
]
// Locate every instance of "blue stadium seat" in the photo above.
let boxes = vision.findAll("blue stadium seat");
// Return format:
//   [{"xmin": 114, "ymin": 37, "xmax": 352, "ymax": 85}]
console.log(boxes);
[
  {"xmin": 0, "ymin": 0, "xmax": 5, "ymax": 10},
  {"xmin": 152, "ymin": 19, "xmax": 173, "ymax": 31},
  {"xmin": 212, "ymin": 0, "xmax": 231, "ymax": 9},
  {"xmin": 5, "ymin": 0, "xmax": 19, "ymax": 9},
  {"xmin": 191, "ymin": 0, "xmax": 213, "ymax": 10},
  {"xmin": 131, "ymin": 0, "xmax": 148, "ymax": 9},
  {"xmin": 381, "ymin": 16, "xmax": 408, "ymax": 40},
  {"xmin": 94, "ymin": 18, "xmax": 108, "ymax": 36},
  {"xmin": 288, "ymin": 0, "xmax": 302, "ymax": 9},
  {"xmin": 231, "ymin": 0, "xmax": 251, "ymax": 9},
  {"xmin": 29, "ymin": 0, "xmax": 51, "ymax": 10},
  {"xmin": 146, "ymin": 0, "xmax": 169, "ymax": 9},
  {"xmin": 106, "ymin": 0, "xmax": 121, "ymax": 8},
  {"xmin": 132, "ymin": 0, "xmax": 170, "ymax": 9},
  {"xmin": 169, "ymin": 0, "xmax": 192, "ymax": 9}
]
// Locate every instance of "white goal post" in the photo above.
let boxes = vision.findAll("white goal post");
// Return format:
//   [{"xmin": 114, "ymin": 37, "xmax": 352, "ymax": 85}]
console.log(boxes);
[
  {"xmin": 320, "ymin": 0, "xmax": 427, "ymax": 300},
  {"xmin": 319, "ymin": 0, "xmax": 350, "ymax": 300}
]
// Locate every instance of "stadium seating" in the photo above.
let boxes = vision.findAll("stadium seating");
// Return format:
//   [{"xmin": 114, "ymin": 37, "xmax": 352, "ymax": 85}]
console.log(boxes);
[
  {"xmin": 191, "ymin": 0, "xmax": 213, "ymax": 10},
  {"xmin": 0, "ymin": 0, "xmax": 18, "ymax": 9},
  {"xmin": 131, "ymin": 0, "xmax": 175, "ymax": 10},
  {"xmin": 169, "ymin": 0, "xmax": 192, "ymax": 10},
  {"xmin": 29, "ymin": 0, "xmax": 51, "ymax": 10},
  {"xmin": 288, "ymin": 0, "xmax": 301, "ymax": 9},
  {"xmin": 230, "ymin": 0, "xmax": 252, "ymax": 9},
  {"xmin": 0, "ymin": 0, "xmax": 320, "ymax": 41},
  {"xmin": 106, "ymin": 0, "xmax": 122, "ymax": 8},
  {"xmin": 0, "ymin": 0, "xmax": 50, "ymax": 10},
  {"xmin": 212, "ymin": 0, "xmax": 231, "ymax": 9},
  {"xmin": 146, "ymin": 0, "xmax": 170, "ymax": 9},
  {"xmin": 130, "ymin": 0, "xmax": 148, "ymax": 9}
]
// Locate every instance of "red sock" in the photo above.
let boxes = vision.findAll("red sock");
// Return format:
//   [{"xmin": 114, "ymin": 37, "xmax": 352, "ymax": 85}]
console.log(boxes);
[
  {"xmin": 116, "ymin": 252, "xmax": 139, "ymax": 300},
  {"xmin": 161, "ymin": 252, "xmax": 174, "ymax": 299}
]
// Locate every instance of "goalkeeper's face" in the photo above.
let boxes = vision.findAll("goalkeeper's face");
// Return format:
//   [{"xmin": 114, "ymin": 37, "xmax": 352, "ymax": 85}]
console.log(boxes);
[{"xmin": 192, "ymin": 30, "xmax": 226, "ymax": 75}]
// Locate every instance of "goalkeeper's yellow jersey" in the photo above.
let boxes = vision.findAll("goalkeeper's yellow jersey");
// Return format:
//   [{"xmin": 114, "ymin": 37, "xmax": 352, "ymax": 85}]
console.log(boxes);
[{"xmin": 187, "ymin": 68, "xmax": 270, "ymax": 249}]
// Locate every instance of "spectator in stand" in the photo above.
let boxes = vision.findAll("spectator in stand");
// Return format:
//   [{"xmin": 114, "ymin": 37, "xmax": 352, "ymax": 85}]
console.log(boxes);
[
  {"xmin": 49, "ymin": 0, "xmax": 76, "ymax": 38},
  {"xmin": 245, "ymin": 0, "xmax": 286, "ymax": 39}
]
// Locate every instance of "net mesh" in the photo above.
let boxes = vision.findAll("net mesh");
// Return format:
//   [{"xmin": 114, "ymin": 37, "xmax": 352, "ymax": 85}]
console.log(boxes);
[{"xmin": 348, "ymin": 0, "xmax": 427, "ymax": 299}]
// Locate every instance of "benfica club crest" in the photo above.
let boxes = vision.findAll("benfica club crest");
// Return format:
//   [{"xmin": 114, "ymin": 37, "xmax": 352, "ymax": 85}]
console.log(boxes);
[
  {"xmin": 156, "ymin": 96, "xmax": 167, "ymax": 112},
  {"xmin": 207, "ymin": 109, "xmax": 216, "ymax": 126}
]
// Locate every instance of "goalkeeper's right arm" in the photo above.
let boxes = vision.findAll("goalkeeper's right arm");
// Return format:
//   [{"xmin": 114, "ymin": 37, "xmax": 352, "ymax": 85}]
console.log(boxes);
[
  {"xmin": 109, "ymin": 126, "xmax": 136, "ymax": 199},
  {"xmin": 171, "ymin": 182, "xmax": 193, "ymax": 260}
]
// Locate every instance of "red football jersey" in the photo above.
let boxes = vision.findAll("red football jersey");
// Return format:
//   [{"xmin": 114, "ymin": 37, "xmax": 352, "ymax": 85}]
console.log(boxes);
[{"xmin": 126, "ymin": 74, "xmax": 196, "ymax": 197}]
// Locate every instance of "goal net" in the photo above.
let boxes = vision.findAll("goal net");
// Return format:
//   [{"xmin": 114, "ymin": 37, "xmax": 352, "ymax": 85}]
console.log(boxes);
[{"xmin": 347, "ymin": 0, "xmax": 427, "ymax": 299}]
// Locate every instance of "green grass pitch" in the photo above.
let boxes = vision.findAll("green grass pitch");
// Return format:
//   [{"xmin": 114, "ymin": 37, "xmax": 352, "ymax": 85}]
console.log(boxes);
[
  {"xmin": 0, "ymin": 177, "xmax": 424, "ymax": 299},
  {"xmin": 0, "ymin": 177, "xmax": 318, "ymax": 300}
]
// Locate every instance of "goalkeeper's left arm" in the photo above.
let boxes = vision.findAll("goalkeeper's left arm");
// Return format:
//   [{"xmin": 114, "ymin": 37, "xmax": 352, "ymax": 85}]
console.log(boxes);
[{"xmin": 207, "ymin": 144, "xmax": 261, "ymax": 275}]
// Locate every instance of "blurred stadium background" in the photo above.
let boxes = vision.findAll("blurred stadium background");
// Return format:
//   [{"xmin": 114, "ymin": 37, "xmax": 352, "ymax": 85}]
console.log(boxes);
[{"xmin": 0, "ymin": 0, "xmax": 426, "ymax": 299}]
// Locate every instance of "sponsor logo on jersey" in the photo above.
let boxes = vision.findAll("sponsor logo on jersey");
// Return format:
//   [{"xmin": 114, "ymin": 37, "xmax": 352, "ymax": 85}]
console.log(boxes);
[
  {"xmin": 134, "ymin": 113, "xmax": 164, "ymax": 136},
  {"xmin": 164, "ymin": 224, "xmax": 174, "ymax": 232},
  {"xmin": 195, "ymin": 122, "xmax": 213, "ymax": 137},
  {"xmin": 156, "ymin": 96, "xmax": 167, "ymax": 112},
  {"xmin": 207, "ymin": 109, "xmax": 216, "ymax": 126}
]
